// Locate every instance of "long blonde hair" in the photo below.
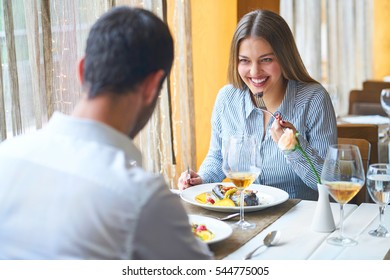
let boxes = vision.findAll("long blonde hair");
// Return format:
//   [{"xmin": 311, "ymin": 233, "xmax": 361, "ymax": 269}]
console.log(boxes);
[{"xmin": 228, "ymin": 10, "xmax": 317, "ymax": 89}]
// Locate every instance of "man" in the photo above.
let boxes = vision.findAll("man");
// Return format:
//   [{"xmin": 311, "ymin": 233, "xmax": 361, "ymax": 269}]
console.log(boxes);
[{"xmin": 0, "ymin": 6, "xmax": 212, "ymax": 260}]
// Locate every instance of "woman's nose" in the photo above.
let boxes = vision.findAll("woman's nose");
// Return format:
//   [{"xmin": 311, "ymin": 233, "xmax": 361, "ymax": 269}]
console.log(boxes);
[{"xmin": 250, "ymin": 62, "xmax": 262, "ymax": 76}]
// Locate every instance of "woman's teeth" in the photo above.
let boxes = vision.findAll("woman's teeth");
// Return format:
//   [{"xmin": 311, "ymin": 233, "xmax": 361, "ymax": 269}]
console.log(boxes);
[{"xmin": 251, "ymin": 77, "xmax": 267, "ymax": 83}]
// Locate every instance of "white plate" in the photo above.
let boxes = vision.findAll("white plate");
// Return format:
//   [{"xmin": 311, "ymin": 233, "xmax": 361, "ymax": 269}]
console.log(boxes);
[
  {"xmin": 181, "ymin": 183, "xmax": 289, "ymax": 213},
  {"xmin": 188, "ymin": 214, "xmax": 232, "ymax": 244}
]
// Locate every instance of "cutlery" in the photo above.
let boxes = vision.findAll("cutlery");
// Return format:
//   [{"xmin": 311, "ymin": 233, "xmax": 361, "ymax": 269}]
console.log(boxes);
[
  {"xmin": 254, "ymin": 92, "xmax": 278, "ymax": 120},
  {"xmin": 217, "ymin": 212, "xmax": 240, "ymax": 221},
  {"xmin": 186, "ymin": 166, "xmax": 191, "ymax": 185},
  {"xmin": 254, "ymin": 92, "xmax": 285, "ymax": 131},
  {"xmin": 244, "ymin": 230, "xmax": 281, "ymax": 260}
]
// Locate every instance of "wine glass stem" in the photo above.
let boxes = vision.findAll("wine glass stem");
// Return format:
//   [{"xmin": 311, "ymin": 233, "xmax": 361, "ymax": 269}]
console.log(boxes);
[
  {"xmin": 239, "ymin": 191, "xmax": 245, "ymax": 223},
  {"xmin": 386, "ymin": 117, "xmax": 390, "ymax": 139},
  {"xmin": 379, "ymin": 205, "xmax": 385, "ymax": 228},
  {"xmin": 388, "ymin": 117, "xmax": 390, "ymax": 132},
  {"xmin": 339, "ymin": 204, "xmax": 345, "ymax": 239}
]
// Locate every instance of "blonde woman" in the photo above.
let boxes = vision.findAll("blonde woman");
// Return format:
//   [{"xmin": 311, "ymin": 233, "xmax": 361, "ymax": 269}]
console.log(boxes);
[{"xmin": 179, "ymin": 10, "xmax": 336, "ymax": 200}]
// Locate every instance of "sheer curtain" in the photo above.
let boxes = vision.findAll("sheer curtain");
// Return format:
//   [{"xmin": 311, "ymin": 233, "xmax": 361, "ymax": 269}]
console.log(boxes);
[
  {"xmin": 280, "ymin": 0, "xmax": 373, "ymax": 116},
  {"xmin": 0, "ymin": 0, "xmax": 195, "ymax": 189}
]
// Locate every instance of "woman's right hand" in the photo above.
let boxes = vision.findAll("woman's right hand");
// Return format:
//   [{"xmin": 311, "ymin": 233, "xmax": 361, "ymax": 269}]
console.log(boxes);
[
  {"xmin": 178, "ymin": 169, "xmax": 203, "ymax": 191},
  {"xmin": 270, "ymin": 114, "xmax": 297, "ymax": 144}
]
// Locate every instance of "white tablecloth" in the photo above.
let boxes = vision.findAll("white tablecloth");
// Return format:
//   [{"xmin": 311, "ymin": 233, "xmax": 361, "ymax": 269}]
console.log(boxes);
[
  {"xmin": 339, "ymin": 115, "xmax": 389, "ymax": 127},
  {"xmin": 224, "ymin": 201, "xmax": 390, "ymax": 260}
]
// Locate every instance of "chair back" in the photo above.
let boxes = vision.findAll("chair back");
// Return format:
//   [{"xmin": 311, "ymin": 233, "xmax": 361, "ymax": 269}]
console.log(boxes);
[
  {"xmin": 362, "ymin": 80, "xmax": 390, "ymax": 93},
  {"xmin": 337, "ymin": 137, "xmax": 371, "ymax": 204},
  {"xmin": 348, "ymin": 90, "xmax": 386, "ymax": 116},
  {"xmin": 337, "ymin": 123, "xmax": 379, "ymax": 164}
]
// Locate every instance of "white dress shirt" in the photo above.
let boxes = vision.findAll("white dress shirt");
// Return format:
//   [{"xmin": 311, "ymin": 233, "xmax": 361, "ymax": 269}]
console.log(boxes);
[{"xmin": 0, "ymin": 112, "xmax": 212, "ymax": 260}]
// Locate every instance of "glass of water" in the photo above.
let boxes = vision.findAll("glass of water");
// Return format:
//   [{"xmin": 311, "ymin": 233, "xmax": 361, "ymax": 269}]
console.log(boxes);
[
  {"xmin": 366, "ymin": 163, "xmax": 390, "ymax": 238},
  {"xmin": 380, "ymin": 89, "xmax": 390, "ymax": 135}
]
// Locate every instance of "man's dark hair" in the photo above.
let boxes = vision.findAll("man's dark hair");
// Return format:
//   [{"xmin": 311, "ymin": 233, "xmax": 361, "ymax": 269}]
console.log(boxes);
[{"xmin": 83, "ymin": 6, "xmax": 174, "ymax": 97}]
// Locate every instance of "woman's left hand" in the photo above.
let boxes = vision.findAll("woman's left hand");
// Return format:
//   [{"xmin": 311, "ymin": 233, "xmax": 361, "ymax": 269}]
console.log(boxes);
[{"xmin": 270, "ymin": 115, "xmax": 297, "ymax": 144}]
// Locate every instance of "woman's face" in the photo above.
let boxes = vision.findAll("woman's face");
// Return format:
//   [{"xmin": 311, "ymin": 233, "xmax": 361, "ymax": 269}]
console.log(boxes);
[{"xmin": 237, "ymin": 37, "xmax": 284, "ymax": 96}]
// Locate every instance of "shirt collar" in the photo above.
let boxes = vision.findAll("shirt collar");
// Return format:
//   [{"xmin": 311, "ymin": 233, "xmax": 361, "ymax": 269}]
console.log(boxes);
[
  {"xmin": 244, "ymin": 88, "xmax": 257, "ymax": 119},
  {"xmin": 46, "ymin": 112, "xmax": 143, "ymax": 167}
]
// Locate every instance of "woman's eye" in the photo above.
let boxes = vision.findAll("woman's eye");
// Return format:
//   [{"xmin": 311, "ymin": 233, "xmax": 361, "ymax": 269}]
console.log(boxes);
[
  {"xmin": 261, "ymin": 57, "xmax": 273, "ymax": 63},
  {"xmin": 239, "ymin": 58, "xmax": 249, "ymax": 64}
]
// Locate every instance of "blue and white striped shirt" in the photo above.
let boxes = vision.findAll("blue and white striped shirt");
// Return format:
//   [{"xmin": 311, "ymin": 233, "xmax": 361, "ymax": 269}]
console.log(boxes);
[{"xmin": 198, "ymin": 80, "xmax": 337, "ymax": 200}]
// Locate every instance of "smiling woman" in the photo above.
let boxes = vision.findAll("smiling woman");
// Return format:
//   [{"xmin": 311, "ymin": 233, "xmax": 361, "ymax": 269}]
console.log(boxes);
[
  {"xmin": 179, "ymin": 9, "xmax": 337, "ymax": 201},
  {"xmin": 190, "ymin": 1, "xmax": 390, "ymax": 178}
]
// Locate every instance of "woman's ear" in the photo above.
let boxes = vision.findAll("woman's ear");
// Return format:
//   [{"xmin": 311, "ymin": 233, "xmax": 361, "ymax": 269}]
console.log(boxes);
[
  {"xmin": 77, "ymin": 57, "xmax": 85, "ymax": 84},
  {"xmin": 142, "ymin": 70, "xmax": 165, "ymax": 105}
]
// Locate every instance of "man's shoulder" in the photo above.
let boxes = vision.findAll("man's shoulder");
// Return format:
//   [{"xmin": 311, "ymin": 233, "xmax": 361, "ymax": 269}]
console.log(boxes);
[
  {"xmin": 0, "ymin": 130, "xmax": 42, "ymax": 156},
  {"xmin": 123, "ymin": 167, "xmax": 168, "ymax": 197},
  {"xmin": 127, "ymin": 167, "xmax": 166, "ymax": 188}
]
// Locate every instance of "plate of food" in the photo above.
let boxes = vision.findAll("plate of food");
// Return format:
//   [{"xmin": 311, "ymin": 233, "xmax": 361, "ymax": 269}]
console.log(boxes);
[
  {"xmin": 188, "ymin": 214, "xmax": 233, "ymax": 244},
  {"xmin": 181, "ymin": 182, "xmax": 289, "ymax": 213}
]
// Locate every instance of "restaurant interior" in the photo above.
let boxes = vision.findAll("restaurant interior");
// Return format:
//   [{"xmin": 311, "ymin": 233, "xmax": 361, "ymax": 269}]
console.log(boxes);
[{"xmin": 0, "ymin": 0, "xmax": 389, "ymax": 261}]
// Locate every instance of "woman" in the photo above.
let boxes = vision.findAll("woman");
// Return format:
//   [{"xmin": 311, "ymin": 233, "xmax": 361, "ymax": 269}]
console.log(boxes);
[{"xmin": 179, "ymin": 10, "xmax": 337, "ymax": 200}]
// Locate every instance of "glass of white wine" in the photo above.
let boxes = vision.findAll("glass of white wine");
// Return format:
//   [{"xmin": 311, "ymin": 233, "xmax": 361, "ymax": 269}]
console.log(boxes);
[
  {"xmin": 366, "ymin": 163, "xmax": 390, "ymax": 238},
  {"xmin": 321, "ymin": 144, "xmax": 365, "ymax": 246},
  {"xmin": 222, "ymin": 135, "xmax": 261, "ymax": 230}
]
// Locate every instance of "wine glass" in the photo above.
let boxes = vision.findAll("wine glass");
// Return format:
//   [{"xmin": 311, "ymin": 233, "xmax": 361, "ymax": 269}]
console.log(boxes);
[
  {"xmin": 380, "ymin": 88, "xmax": 390, "ymax": 138},
  {"xmin": 366, "ymin": 163, "xmax": 390, "ymax": 238},
  {"xmin": 321, "ymin": 144, "xmax": 365, "ymax": 246},
  {"xmin": 222, "ymin": 135, "xmax": 261, "ymax": 230}
]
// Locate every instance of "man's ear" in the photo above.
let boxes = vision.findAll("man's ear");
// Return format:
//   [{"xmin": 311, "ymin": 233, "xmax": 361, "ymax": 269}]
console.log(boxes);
[
  {"xmin": 142, "ymin": 70, "xmax": 165, "ymax": 105},
  {"xmin": 77, "ymin": 57, "xmax": 85, "ymax": 84}
]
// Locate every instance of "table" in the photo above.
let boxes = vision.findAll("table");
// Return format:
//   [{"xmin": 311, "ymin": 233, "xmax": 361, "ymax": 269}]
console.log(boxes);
[
  {"xmin": 222, "ymin": 201, "xmax": 390, "ymax": 260},
  {"xmin": 183, "ymin": 198, "xmax": 390, "ymax": 260},
  {"xmin": 337, "ymin": 115, "xmax": 390, "ymax": 163}
]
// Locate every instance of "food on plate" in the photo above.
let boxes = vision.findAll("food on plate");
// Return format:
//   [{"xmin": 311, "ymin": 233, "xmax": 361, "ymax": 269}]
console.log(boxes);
[
  {"xmin": 191, "ymin": 223, "xmax": 215, "ymax": 242},
  {"xmin": 214, "ymin": 198, "xmax": 235, "ymax": 207},
  {"xmin": 213, "ymin": 184, "xmax": 259, "ymax": 206},
  {"xmin": 194, "ymin": 184, "xmax": 259, "ymax": 207}
]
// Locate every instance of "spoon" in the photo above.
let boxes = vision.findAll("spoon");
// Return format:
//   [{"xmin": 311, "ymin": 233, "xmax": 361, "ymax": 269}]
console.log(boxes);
[{"xmin": 244, "ymin": 230, "xmax": 281, "ymax": 260}]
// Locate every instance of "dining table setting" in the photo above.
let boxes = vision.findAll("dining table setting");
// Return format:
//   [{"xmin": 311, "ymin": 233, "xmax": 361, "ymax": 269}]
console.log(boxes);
[
  {"xmin": 177, "ymin": 135, "xmax": 390, "ymax": 260},
  {"xmin": 179, "ymin": 184, "xmax": 390, "ymax": 260}
]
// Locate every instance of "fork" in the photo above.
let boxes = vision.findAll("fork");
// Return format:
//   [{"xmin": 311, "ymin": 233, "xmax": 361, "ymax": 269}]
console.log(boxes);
[
  {"xmin": 186, "ymin": 166, "xmax": 191, "ymax": 185},
  {"xmin": 254, "ymin": 92, "xmax": 285, "ymax": 131},
  {"xmin": 253, "ymin": 92, "xmax": 278, "ymax": 120}
]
